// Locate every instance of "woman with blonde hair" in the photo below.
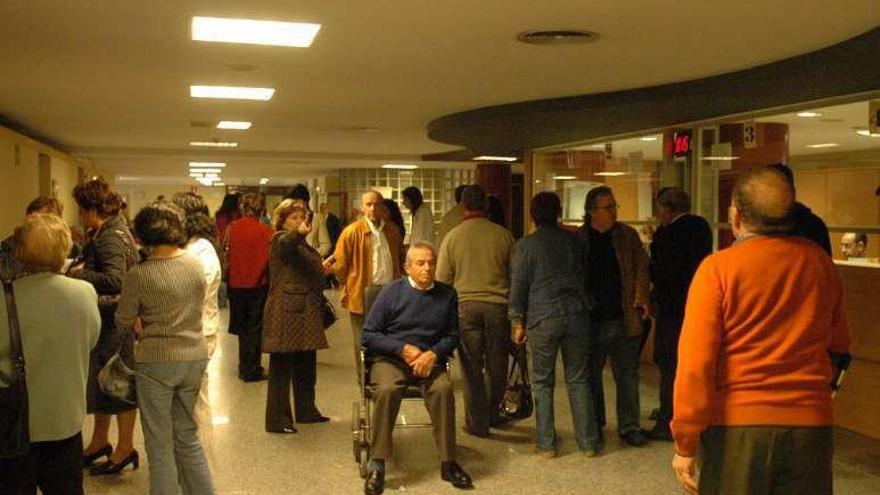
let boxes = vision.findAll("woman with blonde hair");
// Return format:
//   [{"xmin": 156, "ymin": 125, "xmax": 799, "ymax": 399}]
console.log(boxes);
[{"xmin": 263, "ymin": 199, "xmax": 330, "ymax": 433}]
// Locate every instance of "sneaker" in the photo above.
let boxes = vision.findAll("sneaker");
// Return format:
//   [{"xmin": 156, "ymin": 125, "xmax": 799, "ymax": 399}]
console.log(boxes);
[{"xmin": 531, "ymin": 445, "xmax": 556, "ymax": 459}]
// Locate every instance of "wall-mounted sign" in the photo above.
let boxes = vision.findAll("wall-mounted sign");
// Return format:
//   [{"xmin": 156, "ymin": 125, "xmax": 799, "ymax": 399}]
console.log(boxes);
[
  {"xmin": 743, "ymin": 122, "xmax": 757, "ymax": 149},
  {"xmin": 673, "ymin": 131, "xmax": 692, "ymax": 157}
]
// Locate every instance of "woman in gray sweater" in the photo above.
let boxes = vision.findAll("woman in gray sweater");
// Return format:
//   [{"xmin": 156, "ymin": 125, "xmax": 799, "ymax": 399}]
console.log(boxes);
[
  {"xmin": 0, "ymin": 214, "xmax": 101, "ymax": 494},
  {"xmin": 116, "ymin": 202, "xmax": 215, "ymax": 495}
]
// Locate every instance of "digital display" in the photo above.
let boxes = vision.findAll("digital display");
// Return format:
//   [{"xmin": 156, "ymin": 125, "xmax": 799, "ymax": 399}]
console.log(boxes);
[{"xmin": 673, "ymin": 131, "xmax": 692, "ymax": 157}]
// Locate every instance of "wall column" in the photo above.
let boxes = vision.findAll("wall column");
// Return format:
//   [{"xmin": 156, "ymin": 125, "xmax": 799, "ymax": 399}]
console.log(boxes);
[{"xmin": 475, "ymin": 162, "xmax": 511, "ymax": 226}]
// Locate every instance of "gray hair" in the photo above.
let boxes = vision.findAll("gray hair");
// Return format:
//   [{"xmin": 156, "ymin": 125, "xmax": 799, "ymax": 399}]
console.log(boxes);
[{"xmin": 405, "ymin": 241, "xmax": 436, "ymax": 264}]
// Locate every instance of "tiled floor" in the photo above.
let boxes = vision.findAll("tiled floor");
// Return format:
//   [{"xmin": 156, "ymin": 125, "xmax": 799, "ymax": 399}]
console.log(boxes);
[{"xmin": 82, "ymin": 291, "xmax": 880, "ymax": 494}]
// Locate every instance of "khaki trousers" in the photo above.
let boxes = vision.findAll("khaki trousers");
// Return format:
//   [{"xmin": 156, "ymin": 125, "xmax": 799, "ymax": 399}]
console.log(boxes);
[{"xmin": 368, "ymin": 357, "xmax": 456, "ymax": 462}]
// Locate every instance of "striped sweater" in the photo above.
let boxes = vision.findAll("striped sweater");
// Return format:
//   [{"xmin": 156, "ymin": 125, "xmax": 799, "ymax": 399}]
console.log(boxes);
[{"xmin": 116, "ymin": 252, "xmax": 207, "ymax": 363}]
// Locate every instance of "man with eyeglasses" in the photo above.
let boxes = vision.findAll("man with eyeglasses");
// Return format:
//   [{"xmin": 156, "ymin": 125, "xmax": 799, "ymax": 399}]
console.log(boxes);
[{"xmin": 576, "ymin": 186, "xmax": 652, "ymax": 448}]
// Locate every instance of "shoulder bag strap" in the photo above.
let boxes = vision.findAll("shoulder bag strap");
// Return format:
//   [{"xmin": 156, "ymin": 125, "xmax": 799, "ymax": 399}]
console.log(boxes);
[{"xmin": 3, "ymin": 281, "xmax": 26, "ymax": 383}]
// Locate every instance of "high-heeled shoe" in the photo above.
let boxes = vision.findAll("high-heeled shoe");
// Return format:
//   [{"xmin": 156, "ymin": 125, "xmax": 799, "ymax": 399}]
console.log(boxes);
[
  {"xmin": 82, "ymin": 444, "xmax": 112, "ymax": 467},
  {"xmin": 89, "ymin": 450, "xmax": 139, "ymax": 475}
]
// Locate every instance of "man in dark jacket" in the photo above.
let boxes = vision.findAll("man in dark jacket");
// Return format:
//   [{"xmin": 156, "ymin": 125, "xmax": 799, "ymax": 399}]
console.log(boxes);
[
  {"xmin": 770, "ymin": 164, "xmax": 831, "ymax": 255},
  {"xmin": 645, "ymin": 188, "xmax": 713, "ymax": 440}
]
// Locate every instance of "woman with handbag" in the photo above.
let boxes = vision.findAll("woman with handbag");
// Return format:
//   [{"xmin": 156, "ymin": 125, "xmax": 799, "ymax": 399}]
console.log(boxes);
[
  {"xmin": 263, "ymin": 199, "xmax": 330, "ymax": 433},
  {"xmin": 68, "ymin": 179, "xmax": 140, "ymax": 474},
  {"xmin": 116, "ymin": 202, "xmax": 214, "ymax": 494},
  {"xmin": 0, "ymin": 214, "xmax": 101, "ymax": 494}
]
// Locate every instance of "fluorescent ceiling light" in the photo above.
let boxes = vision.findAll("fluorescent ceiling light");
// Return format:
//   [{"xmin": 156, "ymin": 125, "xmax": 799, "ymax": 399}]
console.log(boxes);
[
  {"xmin": 204, "ymin": 173, "xmax": 220, "ymax": 179},
  {"xmin": 189, "ymin": 172, "xmax": 204, "ymax": 178},
  {"xmin": 190, "ymin": 85, "xmax": 275, "ymax": 101},
  {"xmin": 701, "ymin": 156, "xmax": 740, "ymax": 161},
  {"xmin": 805, "ymin": 143, "xmax": 840, "ymax": 149},
  {"xmin": 259, "ymin": 178, "xmax": 269, "ymax": 184},
  {"xmin": 639, "ymin": 136, "xmax": 658, "ymax": 141},
  {"xmin": 588, "ymin": 144, "xmax": 605, "ymax": 149},
  {"xmin": 554, "ymin": 175, "xmax": 577, "ymax": 180},
  {"xmin": 593, "ymin": 172, "xmax": 627, "ymax": 177},
  {"xmin": 190, "ymin": 168, "xmax": 223, "ymax": 174},
  {"xmin": 189, "ymin": 141, "xmax": 238, "ymax": 148},
  {"xmin": 856, "ymin": 129, "xmax": 880, "ymax": 137},
  {"xmin": 217, "ymin": 121, "xmax": 252, "ymax": 130},
  {"xmin": 473, "ymin": 155, "xmax": 517, "ymax": 162},
  {"xmin": 214, "ymin": 182, "xmax": 226, "ymax": 187},
  {"xmin": 192, "ymin": 16, "xmax": 321, "ymax": 48},
  {"xmin": 189, "ymin": 162, "xmax": 226, "ymax": 168},
  {"xmin": 196, "ymin": 178, "xmax": 218, "ymax": 185},
  {"xmin": 796, "ymin": 111, "xmax": 822, "ymax": 118},
  {"xmin": 382, "ymin": 164, "xmax": 418, "ymax": 170}
]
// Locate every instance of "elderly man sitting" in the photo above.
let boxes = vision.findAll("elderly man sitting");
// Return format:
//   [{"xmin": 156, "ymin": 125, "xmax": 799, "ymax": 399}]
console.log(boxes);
[{"xmin": 361, "ymin": 242, "xmax": 473, "ymax": 495}]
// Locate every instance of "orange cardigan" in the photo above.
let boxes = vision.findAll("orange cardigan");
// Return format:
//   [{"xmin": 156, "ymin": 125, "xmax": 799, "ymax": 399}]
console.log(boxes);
[
  {"xmin": 331, "ymin": 218, "xmax": 403, "ymax": 315},
  {"xmin": 671, "ymin": 236, "xmax": 850, "ymax": 456}
]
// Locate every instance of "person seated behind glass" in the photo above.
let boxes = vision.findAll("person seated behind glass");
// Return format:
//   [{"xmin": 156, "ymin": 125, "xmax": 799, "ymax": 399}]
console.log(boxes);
[
  {"xmin": 360, "ymin": 242, "xmax": 473, "ymax": 495},
  {"xmin": 840, "ymin": 232, "xmax": 868, "ymax": 260}
]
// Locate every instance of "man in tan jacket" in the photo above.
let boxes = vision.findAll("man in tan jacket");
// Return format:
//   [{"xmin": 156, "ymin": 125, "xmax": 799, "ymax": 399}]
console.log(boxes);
[
  {"xmin": 576, "ymin": 186, "xmax": 651, "ymax": 448},
  {"xmin": 326, "ymin": 190, "xmax": 403, "ymax": 382}
]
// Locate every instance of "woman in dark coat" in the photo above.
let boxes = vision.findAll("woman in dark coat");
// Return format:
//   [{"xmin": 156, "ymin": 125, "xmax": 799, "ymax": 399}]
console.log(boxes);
[
  {"xmin": 69, "ymin": 179, "xmax": 140, "ymax": 473},
  {"xmin": 263, "ymin": 199, "xmax": 330, "ymax": 433}
]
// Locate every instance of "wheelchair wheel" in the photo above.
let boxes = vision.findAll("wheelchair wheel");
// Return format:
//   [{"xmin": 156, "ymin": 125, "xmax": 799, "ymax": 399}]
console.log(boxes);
[
  {"xmin": 358, "ymin": 444, "xmax": 371, "ymax": 479},
  {"xmin": 351, "ymin": 401, "xmax": 362, "ymax": 462}
]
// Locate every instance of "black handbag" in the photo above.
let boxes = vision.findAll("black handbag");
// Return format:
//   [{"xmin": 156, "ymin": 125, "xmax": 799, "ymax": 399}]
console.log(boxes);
[
  {"xmin": 321, "ymin": 293, "xmax": 337, "ymax": 330},
  {"xmin": 497, "ymin": 344, "xmax": 534, "ymax": 423},
  {"xmin": 0, "ymin": 281, "xmax": 30, "ymax": 458}
]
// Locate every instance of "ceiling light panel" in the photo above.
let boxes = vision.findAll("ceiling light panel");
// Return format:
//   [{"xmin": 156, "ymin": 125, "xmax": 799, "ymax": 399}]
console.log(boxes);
[
  {"xmin": 796, "ymin": 111, "xmax": 822, "ymax": 118},
  {"xmin": 805, "ymin": 143, "xmax": 840, "ymax": 148},
  {"xmin": 217, "ymin": 121, "xmax": 252, "ymax": 130},
  {"xmin": 192, "ymin": 17, "xmax": 321, "ymax": 48},
  {"xmin": 190, "ymin": 85, "xmax": 274, "ymax": 101},
  {"xmin": 382, "ymin": 164, "xmax": 418, "ymax": 169},
  {"xmin": 473, "ymin": 155, "xmax": 517, "ymax": 162},
  {"xmin": 189, "ymin": 162, "xmax": 226, "ymax": 168},
  {"xmin": 190, "ymin": 168, "xmax": 223, "ymax": 174},
  {"xmin": 189, "ymin": 141, "xmax": 238, "ymax": 147}
]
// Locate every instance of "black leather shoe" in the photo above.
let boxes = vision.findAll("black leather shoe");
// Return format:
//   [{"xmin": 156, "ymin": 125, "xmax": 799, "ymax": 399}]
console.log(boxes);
[
  {"xmin": 83, "ymin": 444, "xmax": 112, "ymax": 467},
  {"xmin": 266, "ymin": 426, "xmax": 297, "ymax": 434},
  {"xmin": 364, "ymin": 467, "xmax": 385, "ymax": 495},
  {"xmin": 643, "ymin": 423, "xmax": 673, "ymax": 441},
  {"xmin": 619, "ymin": 430, "xmax": 650, "ymax": 447},
  {"xmin": 297, "ymin": 413, "xmax": 330, "ymax": 424},
  {"xmin": 90, "ymin": 450, "xmax": 139, "ymax": 475},
  {"xmin": 441, "ymin": 461, "xmax": 473, "ymax": 489}
]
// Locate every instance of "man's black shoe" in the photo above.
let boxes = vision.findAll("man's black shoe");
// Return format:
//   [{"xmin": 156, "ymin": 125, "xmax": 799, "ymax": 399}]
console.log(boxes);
[
  {"xmin": 643, "ymin": 423, "xmax": 673, "ymax": 442},
  {"xmin": 649, "ymin": 407, "xmax": 660, "ymax": 421},
  {"xmin": 441, "ymin": 461, "xmax": 473, "ymax": 489},
  {"xmin": 619, "ymin": 430, "xmax": 650, "ymax": 447},
  {"xmin": 364, "ymin": 468, "xmax": 384, "ymax": 495}
]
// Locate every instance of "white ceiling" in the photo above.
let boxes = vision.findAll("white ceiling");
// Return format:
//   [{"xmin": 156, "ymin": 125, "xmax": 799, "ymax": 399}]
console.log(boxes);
[{"xmin": 1, "ymin": 1, "xmax": 879, "ymax": 184}]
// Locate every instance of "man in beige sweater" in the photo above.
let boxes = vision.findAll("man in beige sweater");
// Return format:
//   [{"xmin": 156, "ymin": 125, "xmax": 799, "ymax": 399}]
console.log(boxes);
[{"xmin": 436, "ymin": 185, "xmax": 515, "ymax": 437}]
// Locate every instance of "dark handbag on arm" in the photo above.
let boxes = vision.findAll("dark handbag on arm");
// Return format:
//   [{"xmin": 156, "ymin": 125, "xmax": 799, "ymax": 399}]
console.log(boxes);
[
  {"xmin": 497, "ymin": 344, "xmax": 534, "ymax": 423},
  {"xmin": 321, "ymin": 293, "xmax": 337, "ymax": 330},
  {"xmin": 0, "ymin": 281, "xmax": 30, "ymax": 458}
]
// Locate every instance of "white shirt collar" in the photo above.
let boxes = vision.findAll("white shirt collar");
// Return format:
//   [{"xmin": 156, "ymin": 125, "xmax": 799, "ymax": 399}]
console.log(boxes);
[
  {"xmin": 407, "ymin": 276, "xmax": 435, "ymax": 291},
  {"xmin": 365, "ymin": 217, "xmax": 384, "ymax": 233}
]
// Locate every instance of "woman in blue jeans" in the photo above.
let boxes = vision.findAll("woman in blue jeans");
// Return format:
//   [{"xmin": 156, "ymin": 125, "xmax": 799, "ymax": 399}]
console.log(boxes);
[
  {"xmin": 508, "ymin": 192, "xmax": 601, "ymax": 458},
  {"xmin": 116, "ymin": 202, "xmax": 215, "ymax": 495}
]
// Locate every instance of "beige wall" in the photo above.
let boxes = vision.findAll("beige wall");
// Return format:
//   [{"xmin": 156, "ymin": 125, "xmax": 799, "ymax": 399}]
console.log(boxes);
[{"xmin": 114, "ymin": 184, "xmax": 227, "ymax": 220}]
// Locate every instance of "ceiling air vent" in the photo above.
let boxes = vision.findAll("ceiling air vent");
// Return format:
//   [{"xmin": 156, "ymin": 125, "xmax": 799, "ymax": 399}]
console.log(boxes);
[{"xmin": 517, "ymin": 30, "xmax": 599, "ymax": 45}]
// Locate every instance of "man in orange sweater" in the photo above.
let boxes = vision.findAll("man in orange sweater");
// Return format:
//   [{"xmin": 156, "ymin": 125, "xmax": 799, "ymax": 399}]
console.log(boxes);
[{"xmin": 671, "ymin": 166, "xmax": 850, "ymax": 494}]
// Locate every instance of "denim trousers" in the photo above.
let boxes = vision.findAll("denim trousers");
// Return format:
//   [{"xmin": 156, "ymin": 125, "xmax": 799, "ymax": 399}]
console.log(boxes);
[
  {"xmin": 458, "ymin": 301, "xmax": 511, "ymax": 435},
  {"xmin": 136, "ymin": 360, "xmax": 215, "ymax": 495},
  {"xmin": 588, "ymin": 319, "xmax": 642, "ymax": 435},
  {"xmin": 528, "ymin": 311, "xmax": 600, "ymax": 451}
]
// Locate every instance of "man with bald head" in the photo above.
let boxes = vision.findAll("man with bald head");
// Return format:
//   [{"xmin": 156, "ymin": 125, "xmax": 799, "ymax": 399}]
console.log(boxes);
[
  {"xmin": 671, "ymin": 166, "xmax": 850, "ymax": 494},
  {"xmin": 327, "ymin": 190, "xmax": 404, "ymax": 382}
]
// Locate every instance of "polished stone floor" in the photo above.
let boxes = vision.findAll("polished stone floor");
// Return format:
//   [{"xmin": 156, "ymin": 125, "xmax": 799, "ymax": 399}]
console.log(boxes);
[{"xmin": 82, "ymin": 291, "xmax": 880, "ymax": 494}]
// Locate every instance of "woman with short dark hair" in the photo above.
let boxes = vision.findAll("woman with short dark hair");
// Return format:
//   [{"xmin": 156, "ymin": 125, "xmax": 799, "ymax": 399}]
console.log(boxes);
[
  {"xmin": 0, "ymin": 214, "xmax": 101, "ymax": 494},
  {"xmin": 402, "ymin": 186, "xmax": 434, "ymax": 246},
  {"xmin": 509, "ymin": 192, "xmax": 600, "ymax": 458},
  {"xmin": 69, "ymin": 179, "xmax": 140, "ymax": 474},
  {"xmin": 263, "ymin": 199, "xmax": 330, "ymax": 433},
  {"xmin": 116, "ymin": 202, "xmax": 215, "ymax": 494}
]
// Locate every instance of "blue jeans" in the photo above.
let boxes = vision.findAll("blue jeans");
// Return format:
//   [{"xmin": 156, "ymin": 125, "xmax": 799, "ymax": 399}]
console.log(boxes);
[
  {"xmin": 528, "ymin": 311, "xmax": 599, "ymax": 451},
  {"xmin": 589, "ymin": 319, "xmax": 642, "ymax": 435},
  {"xmin": 136, "ymin": 360, "xmax": 215, "ymax": 495}
]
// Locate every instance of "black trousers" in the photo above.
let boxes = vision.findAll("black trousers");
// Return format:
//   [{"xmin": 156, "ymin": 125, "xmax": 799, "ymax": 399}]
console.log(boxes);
[
  {"xmin": 0, "ymin": 432, "xmax": 84, "ymax": 495},
  {"xmin": 265, "ymin": 351, "xmax": 320, "ymax": 430},
  {"xmin": 228, "ymin": 286, "xmax": 267, "ymax": 379},
  {"xmin": 653, "ymin": 316, "xmax": 682, "ymax": 426}
]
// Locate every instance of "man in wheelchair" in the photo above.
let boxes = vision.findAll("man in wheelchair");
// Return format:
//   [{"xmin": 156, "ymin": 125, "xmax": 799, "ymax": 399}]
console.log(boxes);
[{"xmin": 361, "ymin": 242, "xmax": 474, "ymax": 494}]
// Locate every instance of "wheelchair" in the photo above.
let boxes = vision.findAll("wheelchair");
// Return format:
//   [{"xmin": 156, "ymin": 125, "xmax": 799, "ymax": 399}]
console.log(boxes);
[{"xmin": 350, "ymin": 285, "xmax": 454, "ymax": 478}]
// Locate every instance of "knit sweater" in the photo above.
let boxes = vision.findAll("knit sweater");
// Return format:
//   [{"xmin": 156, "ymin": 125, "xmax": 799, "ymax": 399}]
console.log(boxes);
[
  {"xmin": 361, "ymin": 278, "xmax": 459, "ymax": 361},
  {"xmin": 671, "ymin": 236, "xmax": 850, "ymax": 457},
  {"xmin": 116, "ymin": 253, "xmax": 208, "ymax": 363},
  {"xmin": 436, "ymin": 216, "xmax": 514, "ymax": 305}
]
